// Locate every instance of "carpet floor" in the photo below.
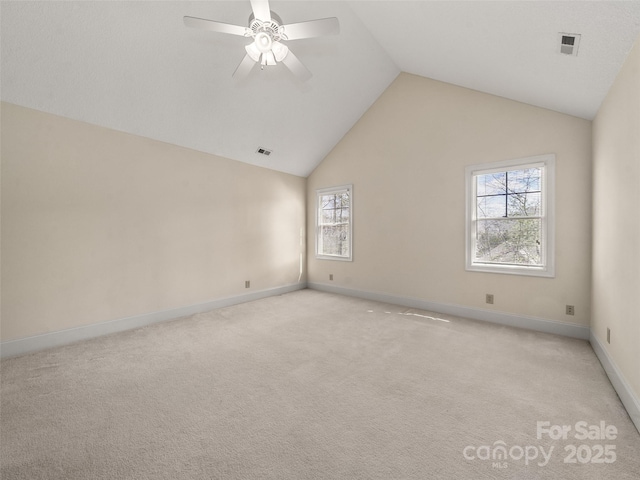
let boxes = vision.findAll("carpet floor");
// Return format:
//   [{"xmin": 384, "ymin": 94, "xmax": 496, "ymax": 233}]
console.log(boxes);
[{"xmin": 1, "ymin": 289, "xmax": 639, "ymax": 479}]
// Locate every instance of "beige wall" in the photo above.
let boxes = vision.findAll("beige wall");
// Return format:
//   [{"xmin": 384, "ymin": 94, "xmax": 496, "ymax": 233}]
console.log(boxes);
[
  {"xmin": 592, "ymin": 36, "xmax": 640, "ymax": 398},
  {"xmin": 1, "ymin": 103, "xmax": 306, "ymax": 341},
  {"xmin": 307, "ymin": 73, "xmax": 592, "ymax": 326}
]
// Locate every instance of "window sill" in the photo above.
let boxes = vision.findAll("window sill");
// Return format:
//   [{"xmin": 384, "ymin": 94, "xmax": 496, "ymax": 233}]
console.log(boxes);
[
  {"xmin": 466, "ymin": 263, "xmax": 555, "ymax": 278},
  {"xmin": 316, "ymin": 254, "xmax": 352, "ymax": 262}
]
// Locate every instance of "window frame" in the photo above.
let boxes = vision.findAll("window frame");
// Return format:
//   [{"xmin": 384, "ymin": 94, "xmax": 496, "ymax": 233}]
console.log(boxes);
[
  {"xmin": 315, "ymin": 184, "xmax": 353, "ymax": 262},
  {"xmin": 465, "ymin": 154, "xmax": 555, "ymax": 277}
]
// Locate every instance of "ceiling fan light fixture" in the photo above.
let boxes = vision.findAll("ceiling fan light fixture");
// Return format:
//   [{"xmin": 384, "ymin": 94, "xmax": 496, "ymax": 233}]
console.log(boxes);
[
  {"xmin": 272, "ymin": 41, "xmax": 288, "ymax": 62},
  {"xmin": 245, "ymin": 42, "xmax": 261, "ymax": 62},
  {"xmin": 255, "ymin": 31, "xmax": 273, "ymax": 54}
]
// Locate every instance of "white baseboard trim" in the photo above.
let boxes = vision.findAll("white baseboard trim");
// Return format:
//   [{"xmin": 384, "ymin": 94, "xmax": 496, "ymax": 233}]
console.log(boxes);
[
  {"xmin": 590, "ymin": 332, "xmax": 640, "ymax": 434},
  {"xmin": 0, "ymin": 283, "xmax": 307, "ymax": 359},
  {"xmin": 308, "ymin": 283, "xmax": 590, "ymax": 340}
]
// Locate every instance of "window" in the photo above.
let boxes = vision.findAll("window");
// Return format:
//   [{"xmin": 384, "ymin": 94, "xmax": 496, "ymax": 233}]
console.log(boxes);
[
  {"xmin": 316, "ymin": 185, "xmax": 352, "ymax": 261},
  {"xmin": 465, "ymin": 154, "xmax": 555, "ymax": 277}
]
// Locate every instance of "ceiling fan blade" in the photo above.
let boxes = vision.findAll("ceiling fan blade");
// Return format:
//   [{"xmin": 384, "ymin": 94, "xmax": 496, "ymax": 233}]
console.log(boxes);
[
  {"xmin": 281, "ymin": 17, "xmax": 339, "ymax": 40},
  {"xmin": 233, "ymin": 54, "xmax": 257, "ymax": 80},
  {"xmin": 184, "ymin": 16, "xmax": 248, "ymax": 36},
  {"xmin": 250, "ymin": 0, "xmax": 271, "ymax": 22},
  {"xmin": 281, "ymin": 49, "xmax": 312, "ymax": 82}
]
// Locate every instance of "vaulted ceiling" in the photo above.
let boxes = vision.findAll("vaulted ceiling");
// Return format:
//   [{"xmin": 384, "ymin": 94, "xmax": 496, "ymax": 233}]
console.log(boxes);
[{"xmin": 2, "ymin": 1, "xmax": 640, "ymax": 177}]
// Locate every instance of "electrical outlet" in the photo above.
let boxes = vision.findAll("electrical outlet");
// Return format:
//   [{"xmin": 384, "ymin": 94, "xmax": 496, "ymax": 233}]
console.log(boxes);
[
  {"xmin": 245, "ymin": 280, "xmax": 250, "ymax": 288},
  {"xmin": 607, "ymin": 328, "xmax": 611, "ymax": 344},
  {"xmin": 486, "ymin": 294, "xmax": 494, "ymax": 305},
  {"xmin": 329, "ymin": 274, "xmax": 333, "ymax": 281},
  {"xmin": 566, "ymin": 305, "xmax": 575, "ymax": 316}
]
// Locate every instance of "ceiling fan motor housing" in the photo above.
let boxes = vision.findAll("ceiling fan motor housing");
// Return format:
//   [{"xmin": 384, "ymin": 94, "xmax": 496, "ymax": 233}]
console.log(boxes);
[{"xmin": 248, "ymin": 12, "xmax": 285, "ymax": 41}]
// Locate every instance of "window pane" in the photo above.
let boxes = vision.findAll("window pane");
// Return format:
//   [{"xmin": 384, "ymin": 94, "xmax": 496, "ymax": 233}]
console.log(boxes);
[
  {"xmin": 321, "ymin": 194, "xmax": 335, "ymax": 210},
  {"xmin": 321, "ymin": 207, "xmax": 335, "ymax": 224},
  {"xmin": 507, "ymin": 167, "xmax": 541, "ymax": 193},
  {"xmin": 475, "ymin": 218, "xmax": 542, "ymax": 265},
  {"xmin": 336, "ymin": 192, "xmax": 350, "ymax": 208},
  {"xmin": 477, "ymin": 172, "xmax": 506, "ymax": 196},
  {"xmin": 507, "ymin": 192, "xmax": 541, "ymax": 217},
  {"xmin": 319, "ymin": 225, "xmax": 350, "ymax": 256},
  {"xmin": 319, "ymin": 193, "xmax": 350, "ymax": 225},
  {"xmin": 477, "ymin": 195, "xmax": 506, "ymax": 218},
  {"xmin": 334, "ymin": 208, "xmax": 349, "ymax": 225}
]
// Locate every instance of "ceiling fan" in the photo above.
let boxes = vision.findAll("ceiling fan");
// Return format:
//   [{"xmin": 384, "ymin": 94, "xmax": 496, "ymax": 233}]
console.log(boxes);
[{"xmin": 184, "ymin": 0, "xmax": 340, "ymax": 81}]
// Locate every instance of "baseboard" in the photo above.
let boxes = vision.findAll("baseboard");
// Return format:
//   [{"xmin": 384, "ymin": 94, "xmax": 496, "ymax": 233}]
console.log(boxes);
[
  {"xmin": 308, "ymin": 283, "xmax": 590, "ymax": 340},
  {"xmin": 589, "ymin": 332, "xmax": 640, "ymax": 434},
  {"xmin": 0, "ymin": 282, "xmax": 307, "ymax": 359}
]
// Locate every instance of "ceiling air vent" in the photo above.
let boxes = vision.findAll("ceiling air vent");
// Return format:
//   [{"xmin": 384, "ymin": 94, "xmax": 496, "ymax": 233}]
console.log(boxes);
[
  {"xmin": 256, "ymin": 147, "xmax": 272, "ymax": 156},
  {"xmin": 558, "ymin": 33, "xmax": 580, "ymax": 56}
]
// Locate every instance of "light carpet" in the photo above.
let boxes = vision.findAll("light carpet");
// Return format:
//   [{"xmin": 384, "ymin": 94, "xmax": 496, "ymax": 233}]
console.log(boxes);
[{"xmin": 1, "ymin": 289, "xmax": 639, "ymax": 479}]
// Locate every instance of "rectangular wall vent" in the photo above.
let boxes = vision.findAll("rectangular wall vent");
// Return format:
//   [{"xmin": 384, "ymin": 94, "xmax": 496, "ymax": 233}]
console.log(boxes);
[
  {"xmin": 256, "ymin": 147, "xmax": 272, "ymax": 156},
  {"xmin": 558, "ymin": 33, "xmax": 581, "ymax": 56}
]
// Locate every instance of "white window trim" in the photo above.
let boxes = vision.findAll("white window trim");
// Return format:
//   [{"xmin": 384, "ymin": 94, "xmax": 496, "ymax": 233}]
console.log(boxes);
[
  {"xmin": 316, "ymin": 184, "xmax": 353, "ymax": 261},
  {"xmin": 465, "ymin": 154, "xmax": 555, "ymax": 277}
]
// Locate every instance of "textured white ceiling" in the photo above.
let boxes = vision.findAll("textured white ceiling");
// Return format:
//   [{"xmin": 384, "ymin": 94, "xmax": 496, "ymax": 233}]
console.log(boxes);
[
  {"xmin": 350, "ymin": 0, "xmax": 640, "ymax": 120},
  {"xmin": 2, "ymin": 1, "xmax": 640, "ymax": 177}
]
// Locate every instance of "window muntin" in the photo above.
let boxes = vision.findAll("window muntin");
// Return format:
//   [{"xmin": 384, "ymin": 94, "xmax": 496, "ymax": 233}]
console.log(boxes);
[
  {"xmin": 316, "ymin": 185, "xmax": 352, "ymax": 261},
  {"xmin": 466, "ymin": 155, "xmax": 554, "ymax": 277}
]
